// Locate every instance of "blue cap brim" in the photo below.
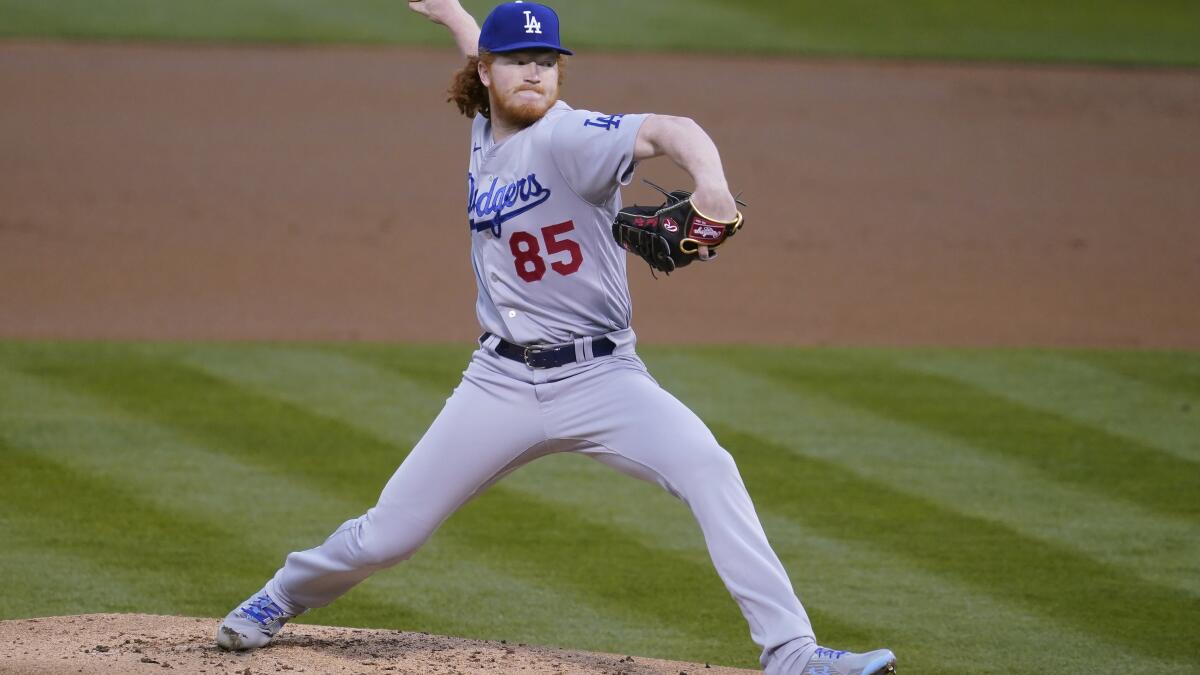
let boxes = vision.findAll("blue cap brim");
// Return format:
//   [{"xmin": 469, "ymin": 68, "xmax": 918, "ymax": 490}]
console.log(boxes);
[{"xmin": 487, "ymin": 41, "xmax": 573, "ymax": 55}]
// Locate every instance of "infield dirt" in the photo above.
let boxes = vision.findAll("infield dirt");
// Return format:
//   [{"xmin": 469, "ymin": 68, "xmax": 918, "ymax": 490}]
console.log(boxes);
[
  {"xmin": 0, "ymin": 614, "xmax": 756, "ymax": 674},
  {"xmin": 2, "ymin": 43, "xmax": 1198, "ymax": 347}
]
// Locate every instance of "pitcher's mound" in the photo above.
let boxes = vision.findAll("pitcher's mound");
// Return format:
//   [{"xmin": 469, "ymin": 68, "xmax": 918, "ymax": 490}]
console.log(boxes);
[{"xmin": 0, "ymin": 614, "xmax": 756, "ymax": 674}]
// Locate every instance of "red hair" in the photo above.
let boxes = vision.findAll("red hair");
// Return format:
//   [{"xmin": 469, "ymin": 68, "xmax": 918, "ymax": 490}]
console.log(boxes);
[
  {"xmin": 448, "ymin": 53, "xmax": 494, "ymax": 119},
  {"xmin": 447, "ymin": 51, "xmax": 566, "ymax": 119}
]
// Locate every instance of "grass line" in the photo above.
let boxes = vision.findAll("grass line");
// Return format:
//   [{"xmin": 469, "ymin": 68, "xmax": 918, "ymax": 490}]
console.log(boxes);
[
  {"xmin": 647, "ymin": 351, "xmax": 1200, "ymax": 598},
  {"xmin": 3, "ymin": 341, "xmax": 1197, "ymax": 673},
  {"xmin": 748, "ymin": 513, "xmax": 1187, "ymax": 675},
  {"xmin": 0, "ymin": 351, "xmax": 686, "ymax": 654},
  {"xmin": 173, "ymin": 344, "xmax": 454, "ymax": 448},
  {"xmin": 0, "ymin": 439, "xmax": 475, "ymax": 634},
  {"xmin": 0, "ymin": 357, "xmax": 369, "ymax": 550},
  {"xmin": 1069, "ymin": 350, "xmax": 1200, "ymax": 400},
  {"xmin": 0, "ymin": 542, "xmax": 144, "ymax": 619},
  {"xmin": 0, "ymin": 442, "xmax": 263, "ymax": 616},
  {"xmin": 704, "ymin": 0, "xmax": 1200, "ymax": 64},
  {"xmin": 6, "ymin": 345, "xmax": 756, "ymax": 663},
  {"xmin": 178, "ymin": 343, "xmax": 1200, "ymax": 664},
  {"xmin": 1, "ymin": 0, "xmax": 1198, "ymax": 65},
  {"xmin": 896, "ymin": 351, "xmax": 1200, "ymax": 465},
  {"xmin": 709, "ymin": 423, "xmax": 1198, "ymax": 663},
  {"xmin": 734, "ymin": 350, "xmax": 1199, "ymax": 519},
  {"xmin": 16, "ymin": 346, "xmax": 407, "ymax": 503},
  {"xmin": 433, "ymin": 485, "xmax": 754, "ymax": 666}
]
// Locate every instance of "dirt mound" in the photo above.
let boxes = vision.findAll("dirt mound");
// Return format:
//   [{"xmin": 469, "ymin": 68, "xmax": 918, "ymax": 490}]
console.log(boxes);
[{"xmin": 0, "ymin": 614, "xmax": 755, "ymax": 675}]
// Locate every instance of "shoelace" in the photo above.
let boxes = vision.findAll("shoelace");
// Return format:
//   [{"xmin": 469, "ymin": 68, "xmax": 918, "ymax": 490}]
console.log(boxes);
[
  {"xmin": 813, "ymin": 647, "xmax": 849, "ymax": 660},
  {"xmin": 240, "ymin": 594, "xmax": 289, "ymax": 626}
]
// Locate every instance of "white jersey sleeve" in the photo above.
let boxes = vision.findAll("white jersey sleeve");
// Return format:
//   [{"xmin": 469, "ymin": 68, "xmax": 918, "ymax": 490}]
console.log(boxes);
[{"xmin": 550, "ymin": 110, "xmax": 649, "ymax": 205}]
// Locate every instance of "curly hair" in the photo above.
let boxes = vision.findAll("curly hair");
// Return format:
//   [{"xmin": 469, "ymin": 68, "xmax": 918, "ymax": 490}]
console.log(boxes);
[
  {"xmin": 448, "ymin": 53, "xmax": 494, "ymax": 119},
  {"xmin": 447, "ymin": 51, "xmax": 566, "ymax": 119}
]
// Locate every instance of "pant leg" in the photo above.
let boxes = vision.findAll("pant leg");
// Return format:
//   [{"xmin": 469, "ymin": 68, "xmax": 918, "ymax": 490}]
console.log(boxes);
[
  {"xmin": 542, "ymin": 355, "xmax": 816, "ymax": 673},
  {"xmin": 266, "ymin": 353, "xmax": 547, "ymax": 612}
]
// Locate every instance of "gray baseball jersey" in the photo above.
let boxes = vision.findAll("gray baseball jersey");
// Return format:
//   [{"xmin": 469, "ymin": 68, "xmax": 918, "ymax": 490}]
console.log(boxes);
[{"xmin": 467, "ymin": 101, "xmax": 647, "ymax": 345}]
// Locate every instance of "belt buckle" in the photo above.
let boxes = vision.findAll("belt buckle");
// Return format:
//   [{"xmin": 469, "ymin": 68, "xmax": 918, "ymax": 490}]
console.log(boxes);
[{"xmin": 523, "ymin": 345, "xmax": 547, "ymax": 368}]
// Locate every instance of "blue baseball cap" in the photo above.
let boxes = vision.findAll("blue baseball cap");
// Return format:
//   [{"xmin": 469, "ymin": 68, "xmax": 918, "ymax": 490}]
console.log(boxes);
[{"xmin": 478, "ymin": 1, "xmax": 573, "ymax": 55}]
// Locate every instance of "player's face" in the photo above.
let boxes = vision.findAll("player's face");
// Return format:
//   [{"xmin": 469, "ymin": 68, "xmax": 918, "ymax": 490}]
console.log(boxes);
[{"xmin": 480, "ymin": 49, "xmax": 560, "ymax": 128}]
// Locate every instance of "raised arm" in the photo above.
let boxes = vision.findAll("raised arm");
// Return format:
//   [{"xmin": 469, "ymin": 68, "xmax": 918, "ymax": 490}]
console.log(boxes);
[
  {"xmin": 633, "ymin": 114, "xmax": 738, "ymax": 221},
  {"xmin": 407, "ymin": 0, "xmax": 480, "ymax": 57}
]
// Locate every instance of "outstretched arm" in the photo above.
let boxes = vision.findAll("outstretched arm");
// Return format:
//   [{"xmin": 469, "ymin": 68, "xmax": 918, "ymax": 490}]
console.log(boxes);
[
  {"xmin": 633, "ymin": 115, "xmax": 738, "ymax": 221},
  {"xmin": 407, "ymin": 0, "xmax": 480, "ymax": 57}
]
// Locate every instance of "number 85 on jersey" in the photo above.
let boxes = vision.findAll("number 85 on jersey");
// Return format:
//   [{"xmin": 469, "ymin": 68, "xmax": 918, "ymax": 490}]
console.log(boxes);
[{"xmin": 508, "ymin": 220, "xmax": 582, "ymax": 282}]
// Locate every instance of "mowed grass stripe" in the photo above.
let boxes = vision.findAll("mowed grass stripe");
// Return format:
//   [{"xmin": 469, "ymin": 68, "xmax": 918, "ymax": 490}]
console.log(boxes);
[
  {"xmin": 750, "ymin": 514, "xmax": 1184, "ymax": 675},
  {"xmin": 321, "ymin": 555, "xmax": 697, "ymax": 655},
  {"xmin": 647, "ymin": 352, "xmax": 1200, "ymax": 598},
  {"xmin": 897, "ymin": 351, "xmax": 1200, "ymax": 465},
  {"xmin": 496, "ymin": 456, "xmax": 1187, "ymax": 675},
  {"xmin": 2, "ymin": 0, "xmax": 1198, "ymax": 65},
  {"xmin": 338, "ymin": 341, "xmax": 1200, "ymax": 653},
  {"xmin": 707, "ymin": 0, "xmax": 1200, "ymax": 64},
  {"xmin": 429, "ymin": 486, "xmax": 758, "ymax": 666},
  {"xmin": 1070, "ymin": 350, "xmax": 1200, "ymax": 401},
  {"xmin": 173, "ymin": 344, "xmax": 453, "ymax": 448},
  {"xmin": 0, "ymin": 362, "xmax": 344, "ymax": 550},
  {"xmin": 728, "ymin": 349, "xmax": 1198, "ymax": 519},
  {"xmin": 0, "ymin": 0, "xmax": 431, "ymax": 44},
  {"xmin": 707, "ymin": 424, "xmax": 1197, "ymax": 662},
  {"xmin": 5, "ymin": 342, "xmax": 1198, "ymax": 671},
  {"xmin": 15, "ymin": 344, "xmax": 408, "ymax": 504},
  {"xmin": 0, "ymin": 442, "xmax": 263, "ymax": 616},
  {"xmin": 0, "ymin": 360, "xmax": 409, "ymax": 624},
  {"xmin": 0, "ymin": 358, "xmax": 495, "ymax": 632},
  {"xmin": 246, "ymin": 341, "xmax": 1200, "ymax": 662},
  {"xmin": 0, "ymin": 543, "xmax": 144, "ymax": 620},
  {"xmin": 11, "ymin": 345, "xmax": 749, "ymax": 663},
  {"xmin": 0, "ymin": 348, "xmax": 697, "ymax": 654},
  {"xmin": 646, "ymin": 353, "xmax": 1200, "ymax": 656},
  {"xmin": 330, "ymin": 343, "xmax": 476, "ymax": 390}
]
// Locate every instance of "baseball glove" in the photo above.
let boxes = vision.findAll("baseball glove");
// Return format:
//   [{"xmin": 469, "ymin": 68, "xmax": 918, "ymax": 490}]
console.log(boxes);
[{"xmin": 611, "ymin": 180, "xmax": 745, "ymax": 275}]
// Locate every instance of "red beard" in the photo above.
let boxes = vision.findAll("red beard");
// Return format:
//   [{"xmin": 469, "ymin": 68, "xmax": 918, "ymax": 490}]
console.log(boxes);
[{"xmin": 491, "ymin": 87, "xmax": 556, "ymax": 128}]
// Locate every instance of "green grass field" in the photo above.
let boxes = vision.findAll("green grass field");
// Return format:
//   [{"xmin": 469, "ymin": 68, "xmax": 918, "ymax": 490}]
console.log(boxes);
[
  {"xmin": 1, "ymin": 0, "xmax": 1199, "ymax": 65},
  {"xmin": 1, "ymin": 342, "xmax": 1197, "ymax": 673}
]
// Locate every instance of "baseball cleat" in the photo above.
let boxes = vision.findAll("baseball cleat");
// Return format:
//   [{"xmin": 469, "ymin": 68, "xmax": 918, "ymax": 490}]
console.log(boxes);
[
  {"xmin": 801, "ymin": 646, "xmax": 896, "ymax": 675},
  {"xmin": 215, "ymin": 589, "xmax": 298, "ymax": 651}
]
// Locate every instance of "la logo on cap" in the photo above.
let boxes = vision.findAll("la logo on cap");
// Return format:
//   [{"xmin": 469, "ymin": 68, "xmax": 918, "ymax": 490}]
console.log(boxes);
[{"xmin": 522, "ymin": 9, "xmax": 542, "ymax": 34}]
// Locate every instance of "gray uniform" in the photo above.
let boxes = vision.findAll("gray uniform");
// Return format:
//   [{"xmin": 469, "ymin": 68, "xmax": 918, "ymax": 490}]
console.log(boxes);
[
  {"xmin": 264, "ymin": 100, "xmax": 818, "ymax": 674},
  {"xmin": 469, "ymin": 101, "xmax": 638, "ymax": 344}
]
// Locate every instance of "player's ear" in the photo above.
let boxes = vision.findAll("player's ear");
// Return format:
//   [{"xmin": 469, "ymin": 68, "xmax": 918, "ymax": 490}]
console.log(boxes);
[{"xmin": 477, "ymin": 58, "xmax": 491, "ymax": 88}]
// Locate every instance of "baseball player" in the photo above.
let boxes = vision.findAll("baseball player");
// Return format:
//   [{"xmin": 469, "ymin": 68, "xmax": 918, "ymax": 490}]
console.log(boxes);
[{"xmin": 215, "ymin": 2, "xmax": 896, "ymax": 674}]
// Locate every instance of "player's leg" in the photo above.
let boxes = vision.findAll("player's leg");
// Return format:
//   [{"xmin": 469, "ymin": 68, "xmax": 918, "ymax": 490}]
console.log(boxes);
[
  {"xmin": 548, "ymin": 356, "xmax": 893, "ymax": 675},
  {"xmin": 217, "ymin": 353, "xmax": 548, "ymax": 650}
]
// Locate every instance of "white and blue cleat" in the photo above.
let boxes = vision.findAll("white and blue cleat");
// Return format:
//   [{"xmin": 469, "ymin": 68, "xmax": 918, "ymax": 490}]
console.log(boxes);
[
  {"xmin": 802, "ymin": 646, "xmax": 897, "ymax": 675},
  {"xmin": 215, "ymin": 589, "xmax": 298, "ymax": 651}
]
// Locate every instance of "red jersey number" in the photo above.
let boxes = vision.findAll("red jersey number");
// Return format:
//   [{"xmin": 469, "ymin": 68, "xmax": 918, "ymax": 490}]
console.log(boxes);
[{"xmin": 508, "ymin": 220, "xmax": 583, "ymax": 283}]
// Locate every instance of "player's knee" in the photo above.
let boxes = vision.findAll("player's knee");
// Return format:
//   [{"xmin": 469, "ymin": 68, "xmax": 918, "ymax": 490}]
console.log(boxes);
[
  {"xmin": 684, "ymin": 443, "xmax": 741, "ymax": 484},
  {"xmin": 350, "ymin": 513, "xmax": 435, "ymax": 569}
]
